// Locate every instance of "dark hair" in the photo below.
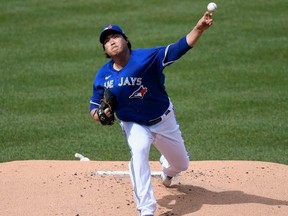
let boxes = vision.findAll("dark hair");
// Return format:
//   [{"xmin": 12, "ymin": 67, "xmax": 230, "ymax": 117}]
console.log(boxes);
[{"xmin": 102, "ymin": 35, "xmax": 132, "ymax": 58}]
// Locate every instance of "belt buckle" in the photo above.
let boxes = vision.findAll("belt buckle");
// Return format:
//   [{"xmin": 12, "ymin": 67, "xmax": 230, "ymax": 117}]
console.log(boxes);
[{"xmin": 146, "ymin": 117, "xmax": 162, "ymax": 126}]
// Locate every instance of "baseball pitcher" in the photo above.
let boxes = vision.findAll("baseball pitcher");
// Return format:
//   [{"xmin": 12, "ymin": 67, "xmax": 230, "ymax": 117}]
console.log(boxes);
[{"xmin": 89, "ymin": 11, "xmax": 213, "ymax": 216}]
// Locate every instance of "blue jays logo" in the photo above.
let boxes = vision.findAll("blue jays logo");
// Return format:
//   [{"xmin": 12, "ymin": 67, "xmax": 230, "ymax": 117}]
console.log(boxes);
[{"xmin": 129, "ymin": 85, "xmax": 148, "ymax": 99}]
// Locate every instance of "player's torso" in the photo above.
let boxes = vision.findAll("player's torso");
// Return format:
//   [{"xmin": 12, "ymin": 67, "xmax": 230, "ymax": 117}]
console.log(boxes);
[{"xmin": 100, "ymin": 48, "xmax": 170, "ymax": 123}]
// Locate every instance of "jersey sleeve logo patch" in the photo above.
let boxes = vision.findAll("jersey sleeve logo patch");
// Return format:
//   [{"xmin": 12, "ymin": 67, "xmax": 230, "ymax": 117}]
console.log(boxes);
[{"xmin": 129, "ymin": 85, "xmax": 148, "ymax": 99}]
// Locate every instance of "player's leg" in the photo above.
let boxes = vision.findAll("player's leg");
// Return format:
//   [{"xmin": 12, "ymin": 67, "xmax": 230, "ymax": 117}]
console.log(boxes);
[
  {"xmin": 120, "ymin": 121, "xmax": 156, "ymax": 216},
  {"xmin": 151, "ymin": 105, "xmax": 189, "ymax": 178}
]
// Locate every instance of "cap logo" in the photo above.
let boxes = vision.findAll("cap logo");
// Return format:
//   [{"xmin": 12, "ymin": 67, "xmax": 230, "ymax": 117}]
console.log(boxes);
[{"xmin": 103, "ymin": 24, "xmax": 113, "ymax": 31}]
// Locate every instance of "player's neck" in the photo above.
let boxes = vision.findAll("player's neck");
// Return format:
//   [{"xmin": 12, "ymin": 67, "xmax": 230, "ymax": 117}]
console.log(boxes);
[{"xmin": 112, "ymin": 50, "xmax": 130, "ymax": 71}]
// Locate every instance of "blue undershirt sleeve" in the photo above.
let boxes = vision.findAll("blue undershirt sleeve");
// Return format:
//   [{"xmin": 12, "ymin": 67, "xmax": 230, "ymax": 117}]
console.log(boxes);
[{"xmin": 163, "ymin": 36, "xmax": 192, "ymax": 66}]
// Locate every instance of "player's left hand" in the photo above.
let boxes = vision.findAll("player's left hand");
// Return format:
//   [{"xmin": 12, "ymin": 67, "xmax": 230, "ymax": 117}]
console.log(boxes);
[{"xmin": 195, "ymin": 12, "xmax": 213, "ymax": 32}]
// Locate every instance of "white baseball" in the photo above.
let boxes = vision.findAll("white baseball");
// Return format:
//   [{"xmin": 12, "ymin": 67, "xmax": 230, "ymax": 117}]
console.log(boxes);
[{"xmin": 207, "ymin": 2, "xmax": 217, "ymax": 12}]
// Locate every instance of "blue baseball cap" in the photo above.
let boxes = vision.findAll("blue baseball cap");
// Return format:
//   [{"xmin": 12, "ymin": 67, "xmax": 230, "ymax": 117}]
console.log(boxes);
[{"xmin": 99, "ymin": 24, "xmax": 127, "ymax": 44}]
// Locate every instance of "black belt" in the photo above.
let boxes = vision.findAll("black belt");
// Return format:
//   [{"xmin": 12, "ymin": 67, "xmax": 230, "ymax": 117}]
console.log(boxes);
[{"xmin": 146, "ymin": 110, "xmax": 171, "ymax": 126}]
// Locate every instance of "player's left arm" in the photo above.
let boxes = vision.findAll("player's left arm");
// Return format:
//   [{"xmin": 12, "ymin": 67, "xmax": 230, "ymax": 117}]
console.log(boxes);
[
  {"xmin": 162, "ymin": 37, "xmax": 191, "ymax": 67},
  {"xmin": 186, "ymin": 11, "xmax": 213, "ymax": 47},
  {"xmin": 162, "ymin": 12, "xmax": 213, "ymax": 66}
]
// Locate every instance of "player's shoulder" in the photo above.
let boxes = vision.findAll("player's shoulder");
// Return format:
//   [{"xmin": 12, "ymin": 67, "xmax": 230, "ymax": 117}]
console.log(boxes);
[
  {"xmin": 134, "ymin": 46, "xmax": 166, "ymax": 52},
  {"xmin": 132, "ymin": 46, "xmax": 166, "ymax": 56}
]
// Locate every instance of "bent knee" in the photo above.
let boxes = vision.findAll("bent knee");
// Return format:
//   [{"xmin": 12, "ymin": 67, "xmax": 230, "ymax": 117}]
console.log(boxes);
[{"xmin": 175, "ymin": 158, "xmax": 189, "ymax": 171}]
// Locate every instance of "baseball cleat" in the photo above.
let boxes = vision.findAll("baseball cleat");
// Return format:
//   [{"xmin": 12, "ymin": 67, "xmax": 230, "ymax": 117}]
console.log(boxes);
[
  {"xmin": 160, "ymin": 155, "xmax": 173, "ymax": 187},
  {"xmin": 161, "ymin": 172, "xmax": 173, "ymax": 187},
  {"xmin": 159, "ymin": 155, "xmax": 169, "ymax": 168}
]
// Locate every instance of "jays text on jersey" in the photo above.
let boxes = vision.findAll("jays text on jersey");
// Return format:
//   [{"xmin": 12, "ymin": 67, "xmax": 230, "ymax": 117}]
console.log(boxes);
[{"xmin": 90, "ymin": 36, "xmax": 192, "ymax": 125}]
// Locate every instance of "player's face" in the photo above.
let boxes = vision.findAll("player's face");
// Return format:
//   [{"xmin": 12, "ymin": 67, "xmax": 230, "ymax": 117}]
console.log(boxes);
[{"xmin": 103, "ymin": 34, "xmax": 128, "ymax": 57}]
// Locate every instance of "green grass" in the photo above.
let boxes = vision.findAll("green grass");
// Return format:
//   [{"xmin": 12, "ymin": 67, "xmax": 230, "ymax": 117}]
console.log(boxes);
[{"xmin": 1, "ymin": 0, "xmax": 287, "ymax": 164}]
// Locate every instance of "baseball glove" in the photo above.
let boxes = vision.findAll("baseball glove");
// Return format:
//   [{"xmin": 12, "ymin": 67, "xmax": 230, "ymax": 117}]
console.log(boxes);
[{"xmin": 97, "ymin": 88, "xmax": 116, "ymax": 126}]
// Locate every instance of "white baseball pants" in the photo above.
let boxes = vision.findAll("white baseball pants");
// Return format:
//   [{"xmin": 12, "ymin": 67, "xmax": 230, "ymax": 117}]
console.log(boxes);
[{"xmin": 120, "ymin": 102, "xmax": 189, "ymax": 216}]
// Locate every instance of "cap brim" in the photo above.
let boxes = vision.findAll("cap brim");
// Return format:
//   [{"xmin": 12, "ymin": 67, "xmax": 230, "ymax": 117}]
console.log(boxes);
[{"xmin": 100, "ymin": 30, "xmax": 125, "ymax": 44}]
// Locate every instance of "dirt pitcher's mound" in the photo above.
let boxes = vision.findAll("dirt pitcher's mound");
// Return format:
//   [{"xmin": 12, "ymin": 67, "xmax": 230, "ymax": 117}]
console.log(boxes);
[{"xmin": 0, "ymin": 160, "xmax": 287, "ymax": 216}]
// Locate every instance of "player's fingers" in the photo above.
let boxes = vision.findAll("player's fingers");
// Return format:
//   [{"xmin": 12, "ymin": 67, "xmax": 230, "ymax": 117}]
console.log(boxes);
[
  {"xmin": 204, "ymin": 15, "xmax": 213, "ymax": 27},
  {"xmin": 204, "ymin": 11, "xmax": 212, "ymax": 20},
  {"xmin": 104, "ymin": 108, "xmax": 112, "ymax": 117}
]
